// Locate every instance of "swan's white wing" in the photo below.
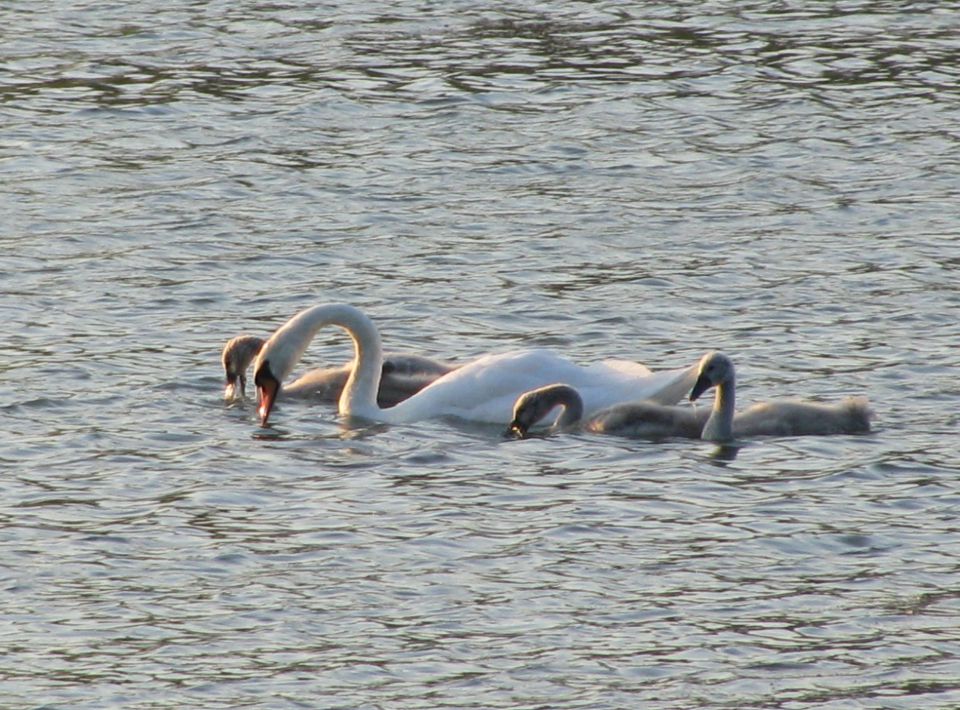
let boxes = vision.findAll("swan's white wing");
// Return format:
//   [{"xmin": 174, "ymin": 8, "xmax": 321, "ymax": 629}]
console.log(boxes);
[
  {"xmin": 592, "ymin": 358, "xmax": 653, "ymax": 378},
  {"xmin": 577, "ymin": 364, "xmax": 698, "ymax": 413},
  {"xmin": 383, "ymin": 349, "xmax": 695, "ymax": 424}
]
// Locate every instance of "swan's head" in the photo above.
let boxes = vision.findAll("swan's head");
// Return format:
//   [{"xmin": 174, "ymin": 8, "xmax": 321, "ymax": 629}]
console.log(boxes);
[
  {"xmin": 505, "ymin": 384, "xmax": 582, "ymax": 439},
  {"xmin": 221, "ymin": 335, "xmax": 265, "ymax": 401},
  {"xmin": 689, "ymin": 351, "xmax": 735, "ymax": 402},
  {"xmin": 252, "ymin": 321, "xmax": 315, "ymax": 426}
]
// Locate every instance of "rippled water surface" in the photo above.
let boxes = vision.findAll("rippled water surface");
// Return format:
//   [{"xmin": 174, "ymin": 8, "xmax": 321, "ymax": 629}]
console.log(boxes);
[{"xmin": 3, "ymin": 1, "xmax": 959, "ymax": 707}]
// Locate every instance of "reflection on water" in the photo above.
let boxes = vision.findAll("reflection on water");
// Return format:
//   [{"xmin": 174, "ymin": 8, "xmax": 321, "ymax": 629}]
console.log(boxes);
[
  {"xmin": 707, "ymin": 443, "xmax": 742, "ymax": 463},
  {"xmin": 2, "ymin": 0, "xmax": 959, "ymax": 707}
]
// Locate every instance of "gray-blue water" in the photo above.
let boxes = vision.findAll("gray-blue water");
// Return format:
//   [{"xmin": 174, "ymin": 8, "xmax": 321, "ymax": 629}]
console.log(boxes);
[{"xmin": 3, "ymin": 2, "xmax": 959, "ymax": 707}]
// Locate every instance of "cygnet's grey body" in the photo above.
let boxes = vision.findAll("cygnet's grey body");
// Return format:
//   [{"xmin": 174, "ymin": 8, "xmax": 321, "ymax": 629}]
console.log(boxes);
[
  {"xmin": 506, "ymin": 383, "xmax": 707, "ymax": 439},
  {"xmin": 690, "ymin": 351, "xmax": 872, "ymax": 442},
  {"xmin": 507, "ymin": 351, "xmax": 871, "ymax": 442},
  {"xmin": 221, "ymin": 334, "xmax": 454, "ymax": 408}
]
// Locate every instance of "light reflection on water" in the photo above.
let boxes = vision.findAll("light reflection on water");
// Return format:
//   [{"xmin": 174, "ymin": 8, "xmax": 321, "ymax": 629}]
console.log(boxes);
[{"xmin": 2, "ymin": 0, "xmax": 959, "ymax": 707}]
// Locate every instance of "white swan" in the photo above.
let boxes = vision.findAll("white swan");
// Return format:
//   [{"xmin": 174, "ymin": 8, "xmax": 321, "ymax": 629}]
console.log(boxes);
[
  {"xmin": 222, "ymin": 334, "xmax": 453, "ymax": 406},
  {"xmin": 252, "ymin": 303, "xmax": 698, "ymax": 426},
  {"xmin": 506, "ymin": 383, "xmax": 708, "ymax": 439},
  {"xmin": 690, "ymin": 351, "xmax": 872, "ymax": 442},
  {"xmin": 506, "ymin": 351, "xmax": 872, "ymax": 442}
]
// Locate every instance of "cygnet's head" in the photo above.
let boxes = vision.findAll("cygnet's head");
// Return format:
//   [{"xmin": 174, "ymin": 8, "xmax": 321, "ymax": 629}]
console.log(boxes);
[
  {"xmin": 504, "ymin": 384, "xmax": 582, "ymax": 439},
  {"xmin": 689, "ymin": 351, "xmax": 735, "ymax": 402},
  {"xmin": 221, "ymin": 335, "xmax": 266, "ymax": 400},
  {"xmin": 505, "ymin": 391, "xmax": 545, "ymax": 439}
]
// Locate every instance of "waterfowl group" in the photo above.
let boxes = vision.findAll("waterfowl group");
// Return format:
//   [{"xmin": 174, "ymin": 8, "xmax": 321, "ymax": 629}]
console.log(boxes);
[{"xmin": 223, "ymin": 303, "xmax": 872, "ymax": 443}]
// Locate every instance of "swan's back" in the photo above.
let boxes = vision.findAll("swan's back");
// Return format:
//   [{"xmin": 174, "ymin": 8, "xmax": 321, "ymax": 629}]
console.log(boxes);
[
  {"xmin": 734, "ymin": 396, "xmax": 872, "ymax": 437},
  {"xmin": 383, "ymin": 349, "xmax": 697, "ymax": 424}
]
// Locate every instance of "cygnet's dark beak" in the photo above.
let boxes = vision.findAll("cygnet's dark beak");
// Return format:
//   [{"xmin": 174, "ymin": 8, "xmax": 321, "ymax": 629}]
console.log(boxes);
[
  {"xmin": 224, "ymin": 372, "xmax": 246, "ymax": 400},
  {"xmin": 504, "ymin": 420, "xmax": 528, "ymax": 439},
  {"xmin": 689, "ymin": 373, "xmax": 712, "ymax": 402}
]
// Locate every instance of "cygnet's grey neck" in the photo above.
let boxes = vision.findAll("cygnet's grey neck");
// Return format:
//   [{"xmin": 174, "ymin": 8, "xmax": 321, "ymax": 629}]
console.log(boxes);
[
  {"xmin": 544, "ymin": 384, "xmax": 584, "ymax": 429},
  {"xmin": 702, "ymin": 371, "xmax": 736, "ymax": 442}
]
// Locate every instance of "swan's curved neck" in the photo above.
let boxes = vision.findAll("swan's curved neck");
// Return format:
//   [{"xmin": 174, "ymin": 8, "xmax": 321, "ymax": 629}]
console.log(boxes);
[
  {"xmin": 335, "ymin": 313, "xmax": 383, "ymax": 418},
  {"xmin": 265, "ymin": 304, "xmax": 385, "ymax": 415},
  {"xmin": 702, "ymin": 375, "xmax": 735, "ymax": 442}
]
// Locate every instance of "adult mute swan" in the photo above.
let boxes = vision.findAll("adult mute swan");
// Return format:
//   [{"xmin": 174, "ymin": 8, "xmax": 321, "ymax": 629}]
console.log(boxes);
[
  {"xmin": 689, "ymin": 351, "xmax": 872, "ymax": 442},
  {"xmin": 506, "ymin": 351, "xmax": 872, "ymax": 441},
  {"xmin": 505, "ymin": 384, "xmax": 708, "ymax": 439},
  {"xmin": 221, "ymin": 334, "xmax": 453, "ymax": 406},
  {"xmin": 252, "ymin": 303, "xmax": 697, "ymax": 426}
]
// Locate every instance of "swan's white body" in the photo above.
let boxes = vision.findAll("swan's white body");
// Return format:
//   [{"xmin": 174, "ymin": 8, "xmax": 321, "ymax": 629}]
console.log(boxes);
[{"xmin": 252, "ymin": 304, "xmax": 697, "ymax": 426}]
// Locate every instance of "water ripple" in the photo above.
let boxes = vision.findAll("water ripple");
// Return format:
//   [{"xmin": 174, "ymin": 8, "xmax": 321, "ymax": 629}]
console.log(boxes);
[{"xmin": 2, "ymin": 0, "xmax": 959, "ymax": 707}]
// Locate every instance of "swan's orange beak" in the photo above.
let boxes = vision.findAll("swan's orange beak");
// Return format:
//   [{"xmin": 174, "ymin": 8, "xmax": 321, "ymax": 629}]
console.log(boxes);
[{"xmin": 257, "ymin": 378, "xmax": 279, "ymax": 426}]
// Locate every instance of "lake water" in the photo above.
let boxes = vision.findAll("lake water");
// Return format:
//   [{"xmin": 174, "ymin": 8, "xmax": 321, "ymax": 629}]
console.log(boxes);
[{"xmin": 3, "ymin": 1, "xmax": 959, "ymax": 707}]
